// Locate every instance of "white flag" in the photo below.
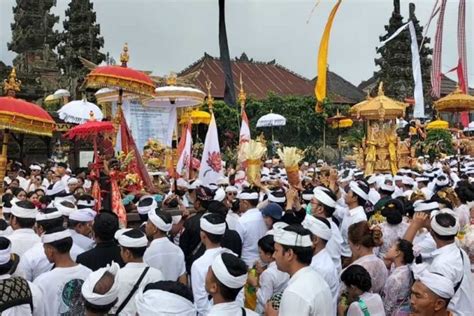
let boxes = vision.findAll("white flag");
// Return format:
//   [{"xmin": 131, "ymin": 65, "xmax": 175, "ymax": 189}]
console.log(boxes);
[
  {"xmin": 199, "ymin": 113, "xmax": 223, "ymax": 185},
  {"xmin": 176, "ymin": 122, "xmax": 193, "ymax": 179},
  {"xmin": 239, "ymin": 109, "xmax": 251, "ymax": 144}
]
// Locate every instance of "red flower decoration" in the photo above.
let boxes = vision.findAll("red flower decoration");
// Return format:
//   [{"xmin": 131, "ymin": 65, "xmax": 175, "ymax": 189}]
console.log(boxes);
[{"xmin": 206, "ymin": 151, "xmax": 222, "ymax": 173}]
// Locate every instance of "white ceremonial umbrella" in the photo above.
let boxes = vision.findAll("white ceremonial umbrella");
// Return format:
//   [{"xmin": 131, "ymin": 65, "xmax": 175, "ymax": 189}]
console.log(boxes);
[
  {"xmin": 146, "ymin": 86, "xmax": 206, "ymax": 108},
  {"xmin": 58, "ymin": 99, "xmax": 104, "ymax": 124},
  {"xmin": 53, "ymin": 89, "xmax": 70, "ymax": 98},
  {"xmin": 256, "ymin": 112, "xmax": 286, "ymax": 141},
  {"xmin": 463, "ymin": 121, "xmax": 474, "ymax": 132}
]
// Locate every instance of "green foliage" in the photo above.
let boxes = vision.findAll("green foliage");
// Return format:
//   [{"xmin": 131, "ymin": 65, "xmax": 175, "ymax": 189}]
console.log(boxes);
[
  {"xmin": 303, "ymin": 145, "xmax": 338, "ymax": 163},
  {"xmin": 423, "ymin": 129, "xmax": 454, "ymax": 159}
]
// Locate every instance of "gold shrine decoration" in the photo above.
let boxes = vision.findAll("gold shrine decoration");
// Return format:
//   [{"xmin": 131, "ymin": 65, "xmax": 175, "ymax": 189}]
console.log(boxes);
[
  {"xmin": 426, "ymin": 119, "xmax": 449, "ymax": 130},
  {"xmin": 3, "ymin": 68, "xmax": 21, "ymax": 96},
  {"xmin": 238, "ymin": 73, "xmax": 246, "ymax": 106},
  {"xmin": 434, "ymin": 86, "xmax": 474, "ymax": 113}
]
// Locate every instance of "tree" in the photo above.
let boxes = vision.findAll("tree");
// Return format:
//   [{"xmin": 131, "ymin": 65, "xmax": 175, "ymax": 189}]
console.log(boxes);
[
  {"xmin": 218, "ymin": 0, "xmax": 236, "ymax": 106},
  {"xmin": 58, "ymin": 0, "xmax": 105, "ymax": 98},
  {"xmin": 374, "ymin": 0, "xmax": 432, "ymax": 109}
]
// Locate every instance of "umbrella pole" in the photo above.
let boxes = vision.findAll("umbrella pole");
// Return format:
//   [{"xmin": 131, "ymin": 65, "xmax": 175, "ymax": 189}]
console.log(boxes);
[{"xmin": 0, "ymin": 130, "xmax": 9, "ymax": 194}]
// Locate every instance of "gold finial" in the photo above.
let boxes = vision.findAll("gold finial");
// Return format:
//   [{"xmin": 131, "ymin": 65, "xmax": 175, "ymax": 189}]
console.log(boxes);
[
  {"xmin": 238, "ymin": 73, "xmax": 246, "ymax": 107},
  {"xmin": 120, "ymin": 43, "xmax": 129, "ymax": 67},
  {"xmin": 377, "ymin": 82, "xmax": 385, "ymax": 96},
  {"xmin": 3, "ymin": 67, "xmax": 21, "ymax": 97},
  {"xmin": 166, "ymin": 72, "xmax": 177, "ymax": 86},
  {"xmin": 206, "ymin": 80, "xmax": 214, "ymax": 111}
]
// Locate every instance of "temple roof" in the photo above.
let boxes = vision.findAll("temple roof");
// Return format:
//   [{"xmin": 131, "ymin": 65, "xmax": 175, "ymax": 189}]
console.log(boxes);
[
  {"xmin": 178, "ymin": 53, "xmax": 352, "ymax": 103},
  {"xmin": 312, "ymin": 71, "xmax": 366, "ymax": 104}
]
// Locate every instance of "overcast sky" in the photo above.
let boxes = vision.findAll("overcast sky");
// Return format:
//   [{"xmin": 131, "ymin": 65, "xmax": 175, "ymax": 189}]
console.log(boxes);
[{"xmin": 0, "ymin": 0, "xmax": 472, "ymax": 86}]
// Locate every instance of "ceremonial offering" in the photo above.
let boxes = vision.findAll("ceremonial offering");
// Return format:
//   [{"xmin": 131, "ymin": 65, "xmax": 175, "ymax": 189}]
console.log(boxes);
[
  {"xmin": 242, "ymin": 140, "xmax": 267, "ymax": 185},
  {"xmin": 277, "ymin": 147, "xmax": 303, "ymax": 187}
]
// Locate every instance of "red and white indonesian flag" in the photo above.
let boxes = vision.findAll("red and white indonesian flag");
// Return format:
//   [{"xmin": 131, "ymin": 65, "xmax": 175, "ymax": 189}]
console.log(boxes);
[
  {"xmin": 199, "ymin": 113, "xmax": 223, "ymax": 186},
  {"xmin": 176, "ymin": 121, "xmax": 193, "ymax": 179}
]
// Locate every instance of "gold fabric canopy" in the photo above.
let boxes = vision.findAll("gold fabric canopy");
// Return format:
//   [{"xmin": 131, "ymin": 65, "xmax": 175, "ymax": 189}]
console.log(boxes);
[
  {"xmin": 426, "ymin": 119, "xmax": 449, "ymax": 130},
  {"xmin": 179, "ymin": 110, "xmax": 211, "ymax": 125},
  {"xmin": 434, "ymin": 87, "xmax": 474, "ymax": 113},
  {"xmin": 350, "ymin": 83, "xmax": 407, "ymax": 120}
]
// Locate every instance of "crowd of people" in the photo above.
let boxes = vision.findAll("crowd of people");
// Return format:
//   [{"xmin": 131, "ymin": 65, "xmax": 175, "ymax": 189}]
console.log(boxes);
[{"xmin": 0, "ymin": 155, "xmax": 473, "ymax": 315}]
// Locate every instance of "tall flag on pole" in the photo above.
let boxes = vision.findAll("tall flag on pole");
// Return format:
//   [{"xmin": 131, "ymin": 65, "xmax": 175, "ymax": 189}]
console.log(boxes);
[
  {"xmin": 458, "ymin": 0, "xmax": 469, "ymax": 127},
  {"xmin": 199, "ymin": 82, "xmax": 223, "ymax": 186},
  {"xmin": 238, "ymin": 74, "xmax": 250, "ymax": 168},
  {"xmin": 176, "ymin": 120, "xmax": 193, "ymax": 179},
  {"xmin": 431, "ymin": 0, "xmax": 447, "ymax": 98},
  {"xmin": 314, "ymin": 0, "xmax": 342, "ymax": 113}
]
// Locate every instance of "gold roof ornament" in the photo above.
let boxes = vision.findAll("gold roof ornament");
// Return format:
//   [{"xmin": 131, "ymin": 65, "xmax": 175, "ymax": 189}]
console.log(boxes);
[
  {"xmin": 349, "ymin": 82, "xmax": 407, "ymax": 120},
  {"xmin": 165, "ymin": 72, "xmax": 178, "ymax": 86},
  {"xmin": 3, "ymin": 68, "xmax": 21, "ymax": 96},
  {"xmin": 206, "ymin": 80, "xmax": 214, "ymax": 111},
  {"xmin": 238, "ymin": 73, "xmax": 246, "ymax": 106},
  {"xmin": 120, "ymin": 42, "xmax": 129, "ymax": 66},
  {"xmin": 434, "ymin": 86, "xmax": 474, "ymax": 113}
]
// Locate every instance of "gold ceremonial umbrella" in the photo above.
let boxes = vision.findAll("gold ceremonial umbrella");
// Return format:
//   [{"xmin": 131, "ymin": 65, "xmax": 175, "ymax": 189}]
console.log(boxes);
[
  {"xmin": 426, "ymin": 119, "xmax": 449, "ymax": 130},
  {"xmin": 179, "ymin": 110, "xmax": 211, "ymax": 125},
  {"xmin": 434, "ymin": 86, "xmax": 474, "ymax": 113},
  {"xmin": 350, "ymin": 82, "xmax": 408, "ymax": 120}
]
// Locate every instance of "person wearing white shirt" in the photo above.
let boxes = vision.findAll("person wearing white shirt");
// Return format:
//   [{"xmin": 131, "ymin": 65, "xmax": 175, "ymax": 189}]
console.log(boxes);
[
  {"xmin": 7, "ymin": 200, "xmax": 39, "ymax": 257},
  {"xmin": 367, "ymin": 176, "xmax": 381, "ymax": 205},
  {"xmin": 33, "ymin": 227, "xmax": 92, "ymax": 315},
  {"xmin": 206, "ymin": 253, "xmax": 258, "ymax": 316},
  {"xmin": 249, "ymin": 235, "xmax": 288, "ymax": 314},
  {"xmin": 303, "ymin": 215, "xmax": 339, "ymax": 311},
  {"xmin": 18, "ymin": 207, "xmax": 84, "ymax": 281},
  {"xmin": 235, "ymin": 190, "xmax": 268, "ymax": 267},
  {"xmin": 265, "ymin": 225, "xmax": 334, "ymax": 316},
  {"xmin": 81, "ymin": 262, "xmax": 120, "ymax": 315},
  {"xmin": 404, "ymin": 211, "xmax": 474, "ymax": 315},
  {"xmin": 111, "ymin": 228, "xmax": 164, "ymax": 315},
  {"xmin": 0, "ymin": 236, "xmax": 44, "ymax": 316},
  {"xmin": 340, "ymin": 181, "xmax": 369, "ymax": 262},
  {"xmin": 309, "ymin": 187, "xmax": 343, "ymax": 272},
  {"xmin": 143, "ymin": 209, "xmax": 186, "ymax": 283},
  {"xmin": 191, "ymin": 213, "xmax": 229, "ymax": 316},
  {"xmin": 68, "ymin": 208, "xmax": 96, "ymax": 251},
  {"xmin": 339, "ymin": 264, "xmax": 385, "ymax": 316},
  {"xmin": 416, "ymin": 177, "xmax": 433, "ymax": 199}
]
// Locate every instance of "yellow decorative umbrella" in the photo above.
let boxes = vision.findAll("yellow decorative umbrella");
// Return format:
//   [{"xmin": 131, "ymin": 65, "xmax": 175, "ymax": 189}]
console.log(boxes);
[
  {"xmin": 332, "ymin": 118, "xmax": 353, "ymax": 129},
  {"xmin": 350, "ymin": 82, "xmax": 408, "ymax": 120},
  {"xmin": 426, "ymin": 119, "xmax": 449, "ymax": 130},
  {"xmin": 434, "ymin": 86, "xmax": 474, "ymax": 113},
  {"xmin": 179, "ymin": 110, "xmax": 211, "ymax": 125}
]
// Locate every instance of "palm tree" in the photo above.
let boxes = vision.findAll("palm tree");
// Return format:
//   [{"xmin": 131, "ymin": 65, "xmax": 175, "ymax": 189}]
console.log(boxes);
[{"xmin": 218, "ymin": 0, "xmax": 236, "ymax": 106}]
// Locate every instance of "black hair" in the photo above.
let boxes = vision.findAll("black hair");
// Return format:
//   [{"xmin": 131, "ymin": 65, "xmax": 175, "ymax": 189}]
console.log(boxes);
[
  {"xmin": 144, "ymin": 281, "xmax": 194, "ymax": 303},
  {"xmin": 341, "ymin": 264, "xmax": 372, "ymax": 292},
  {"xmin": 84, "ymin": 299, "xmax": 117, "ymax": 314},
  {"xmin": 15, "ymin": 200, "xmax": 35, "ymax": 209},
  {"xmin": 280, "ymin": 225, "xmax": 313, "ymax": 265},
  {"xmin": 76, "ymin": 194, "xmax": 95, "ymax": 209},
  {"xmin": 258, "ymin": 235, "xmax": 275, "ymax": 255},
  {"xmin": 215, "ymin": 253, "xmax": 248, "ymax": 301},
  {"xmin": 348, "ymin": 181, "xmax": 369, "ymax": 206},
  {"xmin": 37, "ymin": 208, "xmax": 64, "ymax": 231},
  {"xmin": 201, "ymin": 213, "xmax": 226, "ymax": 244},
  {"xmin": 11, "ymin": 215, "xmax": 35, "ymax": 229},
  {"xmin": 431, "ymin": 213, "xmax": 457, "ymax": 241},
  {"xmin": 0, "ymin": 236, "xmax": 12, "ymax": 273},
  {"xmin": 120, "ymin": 229, "xmax": 147, "ymax": 258},
  {"xmin": 11, "ymin": 187, "xmax": 25, "ymax": 197},
  {"xmin": 150, "ymin": 210, "xmax": 172, "ymax": 233},
  {"xmin": 381, "ymin": 199, "xmax": 403, "ymax": 225},
  {"xmin": 455, "ymin": 185, "xmax": 474, "ymax": 204},
  {"xmin": 93, "ymin": 212, "xmax": 119, "ymax": 242},
  {"xmin": 26, "ymin": 191, "xmax": 37, "ymax": 199},
  {"xmin": 207, "ymin": 200, "xmax": 228, "ymax": 216},
  {"xmin": 397, "ymin": 239, "xmax": 415, "ymax": 264},
  {"xmin": 429, "ymin": 195, "xmax": 453, "ymax": 210},
  {"xmin": 2, "ymin": 193, "xmax": 13, "ymax": 207},
  {"xmin": 44, "ymin": 227, "xmax": 73, "ymax": 253},
  {"xmin": 240, "ymin": 188, "xmax": 259, "ymax": 207}
]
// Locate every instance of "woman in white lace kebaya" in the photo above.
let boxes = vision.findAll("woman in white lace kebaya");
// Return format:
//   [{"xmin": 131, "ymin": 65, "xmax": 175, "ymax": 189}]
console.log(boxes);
[
  {"xmin": 377, "ymin": 200, "xmax": 409, "ymax": 259},
  {"xmin": 382, "ymin": 239, "xmax": 414, "ymax": 316},
  {"xmin": 345, "ymin": 221, "xmax": 388, "ymax": 294}
]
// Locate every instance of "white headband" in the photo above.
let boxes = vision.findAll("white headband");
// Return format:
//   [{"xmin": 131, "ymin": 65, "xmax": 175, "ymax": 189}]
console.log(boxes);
[
  {"xmin": 148, "ymin": 210, "xmax": 172, "ymax": 232},
  {"xmin": 302, "ymin": 193, "xmax": 313, "ymax": 201},
  {"xmin": 2, "ymin": 207, "xmax": 11, "ymax": 214},
  {"xmin": 69, "ymin": 209, "xmax": 96, "ymax": 222},
  {"xmin": 11, "ymin": 202, "xmax": 37, "ymax": 219},
  {"xmin": 137, "ymin": 197, "xmax": 157, "ymax": 215},
  {"xmin": 414, "ymin": 201, "xmax": 439, "ymax": 212},
  {"xmin": 435, "ymin": 177, "xmax": 449, "ymax": 186},
  {"xmin": 416, "ymin": 177, "xmax": 429, "ymax": 182},
  {"xmin": 200, "ymin": 215, "xmax": 226, "ymax": 235},
  {"xmin": 77, "ymin": 199, "xmax": 96, "ymax": 208},
  {"xmin": 0, "ymin": 244, "xmax": 11, "ymax": 265},
  {"xmin": 211, "ymin": 254, "xmax": 247, "ymax": 289},
  {"xmin": 302, "ymin": 215, "xmax": 332, "ymax": 241},
  {"xmin": 135, "ymin": 289, "xmax": 196, "ymax": 316},
  {"xmin": 430, "ymin": 212, "xmax": 459, "ymax": 236},
  {"xmin": 380, "ymin": 183, "xmax": 395, "ymax": 192},
  {"xmin": 413, "ymin": 265, "xmax": 455, "ymax": 299},
  {"xmin": 36, "ymin": 210, "xmax": 63, "ymax": 221},
  {"xmin": 349, "ymin": 181, "xmax": 369, "ymax": 201},
  {"xmin": 115, "ymin": 228, "xmax": 148, "ymax": 248},
  {"xmin": 268, "ymin": 193, "xmax": 286, "ymax": 203},
  {"xmin": 273, "ymin": 227, "xmax": 312, "ymax": 247},
  {"xmin": 313, "ymin": 188, "xmax": 336, "ymax": 208},
  {"xmin": 42, "ymin": 229, "xmax": 71, "ymax": 243},
  {"xmin": 29, "ymin": 165, "xmax": 41, "ymax": 171},
  {"xmin": 237, "ymin": 192, "xmax": 259, "ymax": 200},
  {"xmin": 81, "ymin": 262, "xmax": 120, "ymax": 306},
  {"xmin": 54, "ymin": 201, "xmax": 77, "ymax": 217}
]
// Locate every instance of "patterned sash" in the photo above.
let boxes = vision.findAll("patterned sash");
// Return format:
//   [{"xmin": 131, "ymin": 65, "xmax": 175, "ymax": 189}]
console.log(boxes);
[{"xmin": 0, "ymin": 276, "xmax": 33, "ymax": 313}]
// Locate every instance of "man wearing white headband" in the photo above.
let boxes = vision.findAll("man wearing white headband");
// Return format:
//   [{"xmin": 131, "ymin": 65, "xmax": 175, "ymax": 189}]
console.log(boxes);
[
  {"xmin": 309, "ymin": 187, "xmax": 343, "ymax": 272},
  {"xmin": 340, "ymin": 181, "xmax": 368, "ymax": 261},
  {"xmin": 416, "ymin": 177, "xmax": 433, "ymax": 200},
  {"xmin": 235, "ymin": 188, "xmax": 268, "ymax": 267},
  {"xmin": 410, "ymin": 269, "xmax": 455, "ymax": 316},
  {"xmin": 191, "ymin": 213, "xmax": 228, "ymax": 315},
  {"xmin": 82, "ymin": 262, "xmax": 120, "ymax": 316},
  {"xmin": 68, "ymin": 208, "xmax": 96, "ymax": 251},
  {"xmin": 303, "ymin": 216, "xmax": 339, "ymax": 310},
  {"xmin": 111, "ymin": 229, "xmax": 163, "ymax": 315},
  {"xmin": 33, "ymin": 227, "xmax": 92, "ymax": 315},
  {"xmin": 0, "ymin": 236, "xmax": 44, "ymax": 315},
  {"xmin": 136, "ymin": 195, "xmax": 157, "ymax": 220},
  {"xmin": 206, "ymin": 253, "xmax": 258, "ymax": 316},
  {"xmin": 143, "ymin": 210, "xmax": 186, "ymax": 283},
  {"xmin": 18, "ymin": 208, "xmax": 84, "ymax": 282},
  {"xmin": 7, "ymin": 200, "xmax": 39, "ymax": 256},
  {"xmin": 76, "ymin": 194, "xmax": 96, "ymax": 210},
  {"xmin": 404, "ymin": 211, "xmax": 473, "ymax": 314},
  {"xmin": 266, "ymin": 225, "xmax": 333, "ymax": 316}
]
